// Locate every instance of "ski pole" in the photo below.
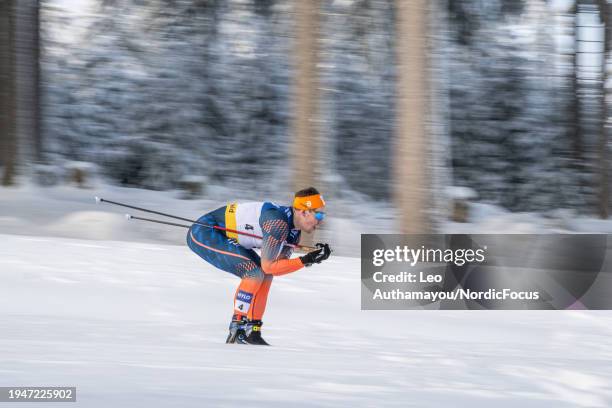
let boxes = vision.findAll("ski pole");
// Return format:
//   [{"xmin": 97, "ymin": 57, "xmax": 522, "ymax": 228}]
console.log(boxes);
[
  {"xmin": 96, "ymin": 197, "xmax": 317, "ymax": 251},
  {"xmin": 125, "ymin": 213, "xmax": 260, "ymax": 239},
  {"xmin": 125, "ymin": 213, "xmax": 315, "ymax": 251},
  {"xmin": 96, "ymin": 196, "xmax": 197, "ymax": 225},
  {"xmin": 125, "ymin": 214, "xmax": 192, "ymax": 229},
  {"xmin": 97, "ymin": 196, "xmax": 278, "ymax": 240}
]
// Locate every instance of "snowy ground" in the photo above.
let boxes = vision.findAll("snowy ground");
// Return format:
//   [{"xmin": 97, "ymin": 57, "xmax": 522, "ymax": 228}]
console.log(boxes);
[
  {"xmin": 1, "ymin": 234, "xmax": 612, "ymax": 407},
  {"xmin": 1, "ymin": 182, "xmax": 612, "ymax": 407}
]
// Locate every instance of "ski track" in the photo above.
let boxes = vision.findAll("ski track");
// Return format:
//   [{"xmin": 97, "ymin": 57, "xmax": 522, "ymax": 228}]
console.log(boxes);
[{"xmin": 1, "ymin": 233, "xmax": 611, "ymax": 407}]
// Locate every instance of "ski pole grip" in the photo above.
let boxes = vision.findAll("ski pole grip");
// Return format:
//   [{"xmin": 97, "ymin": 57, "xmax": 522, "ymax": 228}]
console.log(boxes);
[{"xmin": 300, "ymin": 245, "xmax": 318, "ymax": 252}]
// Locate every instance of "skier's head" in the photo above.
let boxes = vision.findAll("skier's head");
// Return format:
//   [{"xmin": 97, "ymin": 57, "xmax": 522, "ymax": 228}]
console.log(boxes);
[{"xmin": 292, "ymin": 187, "xmax": 325, "ymax": 233}]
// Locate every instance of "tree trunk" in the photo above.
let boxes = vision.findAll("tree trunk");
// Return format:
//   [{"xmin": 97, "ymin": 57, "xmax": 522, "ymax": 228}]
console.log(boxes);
[
  {"xmin": 597, "ymin": 0, "xmax": 609, "ymax": 218},
  {"xmin": 291, "ymin": 0, "xmax": 321, "ymax": 193},
  {"xmin": 394, "ymin": 0, "xmax": 432, "ymax": 233},
  {"xmin": 15, "ymin": 0, "xmax": 41, "ymax": 165},
  {"xmin": 0, "ymin": 0, "xmax": 17, "ymax": 186},
  {"xmin": 291, "ymin": 0, "xmax": 322, "ymax": 248},
  {"xmin": 571, "ymin": 2, "xmax": 583, "ymax": 166}
]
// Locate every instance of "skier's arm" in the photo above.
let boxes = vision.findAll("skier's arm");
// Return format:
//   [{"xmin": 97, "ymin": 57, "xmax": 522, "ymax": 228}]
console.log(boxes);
[{"xmin": 260, "ymin": 211, "xmax": 304, "ymax": 276}]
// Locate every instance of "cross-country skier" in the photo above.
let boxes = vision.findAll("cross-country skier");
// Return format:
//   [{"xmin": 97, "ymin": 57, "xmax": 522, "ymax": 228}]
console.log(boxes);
[{"xmin": 187, "ymin": 187, "xmax": 331, "ymax": 345}]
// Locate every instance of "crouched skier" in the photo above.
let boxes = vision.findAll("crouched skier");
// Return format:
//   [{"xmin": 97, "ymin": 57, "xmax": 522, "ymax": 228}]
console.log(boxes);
[{"xmin": 186, "ymin": 187, "xmax": 331, "ymax": 345}]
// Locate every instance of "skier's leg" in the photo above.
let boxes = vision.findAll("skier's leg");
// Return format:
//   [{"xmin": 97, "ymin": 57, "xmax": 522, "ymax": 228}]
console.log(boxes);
[
  {"xmin": 251, "ymin": 274, "xmax": 273, "ymax": 321},
  {"xmin": 187, "ymin": 223, "xmax": 260, "ymax": 276},
  {"xmin": 188, "ymin": 224, "xmax": 270, "ymax": 343},
  {"xmin": 187, "ymin": 223, "xmax": 271, "ymax": 345},
  {"xmin": 229, "ymin": 264, "xmax": 271, "ymax": 344},
  {"xmin": 234, "ymin": 271, "xmax": 272, "ymax": 345},
  {"xmin": 229, "ymin": 262, "xmax": 272, "ymax": 345},
  {"xmin": 232, "ymin": 261, "xmax": 265, "ymax": 320}
]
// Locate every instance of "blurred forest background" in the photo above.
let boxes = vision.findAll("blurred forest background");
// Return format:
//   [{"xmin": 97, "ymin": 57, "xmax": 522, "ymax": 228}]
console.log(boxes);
[{"xmin": 1, "ymin": 0, "xmax": 611, "ymax": 233}]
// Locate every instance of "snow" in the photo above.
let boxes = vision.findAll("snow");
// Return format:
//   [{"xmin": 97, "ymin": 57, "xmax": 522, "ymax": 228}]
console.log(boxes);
[
  {"xmin": 3, "ymin": 180, "xmax": 612, "ymax": 254},
  {"xmin": 549, "ymin": 0, "xmax": 576, "ymax": 14},
  {"xmin": 1, "ymin": 233, "xmax": 612, "ymax": 407},
  {"xmin": 43, "ymin": 0, "xmax": 97, "ymax": 46},
  {"xmin": 0, "ymin": 180, "xmax": 396, "ymax": 255},
  {"xmin": 445, "ymin": 186, "xmax": 478, "ymax": 201},
  {"xmin": 1, "ymin": 183, "xmax": 612, "ymax": 406},
  {"xmin": 22, "ymin": 1, "xmax": 612, "ymax": 403}
]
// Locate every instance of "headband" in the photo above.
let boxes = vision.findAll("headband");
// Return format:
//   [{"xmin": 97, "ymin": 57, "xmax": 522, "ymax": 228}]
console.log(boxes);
[{"xmin": 293, "ymin": 194, "xmax": 326, "ymax": 211}]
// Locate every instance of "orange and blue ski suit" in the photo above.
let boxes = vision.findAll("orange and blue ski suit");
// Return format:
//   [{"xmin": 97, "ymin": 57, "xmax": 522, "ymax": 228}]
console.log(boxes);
[{"xmin": 187, "ymin": 201, "xmax": 304, "ymax": 321}]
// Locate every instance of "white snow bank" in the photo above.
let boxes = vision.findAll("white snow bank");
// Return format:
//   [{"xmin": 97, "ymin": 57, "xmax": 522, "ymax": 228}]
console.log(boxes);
[
  {"xmin": 46, "ymin": 211, "xmax": 131, "ymax": 240},
  {"xmin": 3, "ymin": 181, "xmax": 612, "ymax": 258},
  {"xmin": 446, "ymin": 186, "xmax": 478, "ymax": 201}
]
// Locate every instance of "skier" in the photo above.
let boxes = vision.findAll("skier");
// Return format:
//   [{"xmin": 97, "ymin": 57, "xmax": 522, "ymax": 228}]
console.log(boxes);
[{"xmin": 187, "ymin": 187, "xmax": 332, "ymax": 345}]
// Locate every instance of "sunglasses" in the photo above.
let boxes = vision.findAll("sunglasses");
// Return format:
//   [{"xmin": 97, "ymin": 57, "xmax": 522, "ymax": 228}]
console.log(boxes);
[{"xmin": 313, "ymin": 211, "xmax": 325, "ymax": 221}]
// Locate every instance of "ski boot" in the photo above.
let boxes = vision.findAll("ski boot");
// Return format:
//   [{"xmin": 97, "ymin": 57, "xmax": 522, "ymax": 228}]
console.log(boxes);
[
  {"xmin": 226, "ymin": 316, "xmax": 270, "ymax": 345},
  {"xmin": 226, "ymin": 315, "xmax": 247, "ymax": 344},
  {"xmin": 240, "ymin": 320, "xmax": 269, "ymax": 346}
]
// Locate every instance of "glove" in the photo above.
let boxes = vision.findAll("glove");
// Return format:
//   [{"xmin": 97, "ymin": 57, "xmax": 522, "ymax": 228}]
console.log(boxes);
[{"xmin": 300, "ymin": 243, "xmax": 332, "ymax": 267}]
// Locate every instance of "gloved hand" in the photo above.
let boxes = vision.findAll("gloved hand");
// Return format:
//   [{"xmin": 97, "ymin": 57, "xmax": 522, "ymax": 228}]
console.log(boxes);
[{"xmin": 300, "ymin": 243, "xmax": 332, "ymax": 267}]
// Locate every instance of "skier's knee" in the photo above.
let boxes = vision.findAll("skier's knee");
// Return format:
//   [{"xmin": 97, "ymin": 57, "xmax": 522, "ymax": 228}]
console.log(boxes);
[
  {"xmin": 236, "ymin": 260, "xmax": 264, "ymax": 281},
  {"xmin": 245, "ymin": 267, "xmax": 265, "ymax": 281}
]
